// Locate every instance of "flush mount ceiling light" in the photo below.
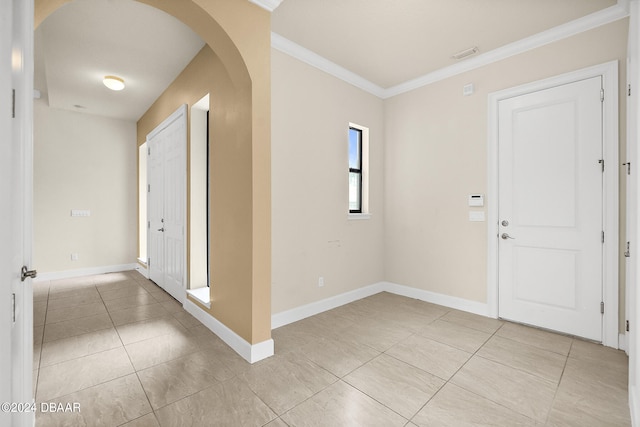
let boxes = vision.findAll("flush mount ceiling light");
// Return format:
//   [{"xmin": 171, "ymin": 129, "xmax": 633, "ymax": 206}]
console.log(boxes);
[
  {"xmin": 103, "ymin": 75, "xmax": 125, "ymax": 91},
  {"xmin": 452, "ymin": 46, "xmax": 479, "ymax": 60}
]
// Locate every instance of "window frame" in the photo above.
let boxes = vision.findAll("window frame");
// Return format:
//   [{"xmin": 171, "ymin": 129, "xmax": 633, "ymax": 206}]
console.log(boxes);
[{"xmin": 349, "ymin": 126, "xmax": 363, "ymax": 214}]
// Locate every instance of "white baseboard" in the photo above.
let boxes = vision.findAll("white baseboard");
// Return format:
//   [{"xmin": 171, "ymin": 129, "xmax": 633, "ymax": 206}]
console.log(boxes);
[
  {"xmin": 271, "ymin": 282, "xmax": 386, "ymax": 329},
  {"xmin": 184, "ymin": 298, "xmax": 273, "ymax": 364},
  {"xmin": 382, "ymin": 281, "xmax": 490, "ymax": 317},
  {"xmin": 135, "ymin": 262, "xmax": 149, "ymax": 279},
  {"xmin": 34, "ymin": 263, "xmax": 138, "ymax": 282},
  {"xmin": 631, "ymin": 385, "xmax": 639, "ymax": 427},
  {"xmin": 271, "ymin": 281, "xmax": 491, "ymax": 329},
  {"xmin": 620, "ymin": 333, "xmax": 628, "ymax": 353}
]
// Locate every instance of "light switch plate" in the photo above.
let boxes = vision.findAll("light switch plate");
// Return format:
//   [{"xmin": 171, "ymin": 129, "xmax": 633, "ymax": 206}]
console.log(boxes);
[
  {"xmin": 469, "ymin": 211, "xmax": 485, "ymax": 222},
  {"xmin": 71, "ymin": 209, "xmax": 91, "ymax": 217}
]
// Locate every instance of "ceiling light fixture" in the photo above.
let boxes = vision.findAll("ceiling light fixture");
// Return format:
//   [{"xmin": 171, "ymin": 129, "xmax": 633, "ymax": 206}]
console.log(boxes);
[
  {"xmin": 103, "ymin": 75, "xmax": 125, "ymax": 91},
  {"xmin": 452, "ymin": 46, "xmax": 479, "ymax": 60}
]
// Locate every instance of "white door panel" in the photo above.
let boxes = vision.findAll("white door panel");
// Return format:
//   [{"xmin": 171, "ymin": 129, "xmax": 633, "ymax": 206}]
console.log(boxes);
[
  {"xmin": 148, "ymin": 133, "xmax": 164, "ymax": 286},
  {"xmin": 2, "ymin": 0, "xmax": 34, "ymax": 425},
  {"xmin": 498, "ymin": 77, "xmax": 603, "ymax": 341},
  {"xmin": 163, "ymin": 120, "xmax": 186, "ymax": 302},
  {"xmin": 147, "ymin": 106, "xmax": 186, "ymax": 304}
]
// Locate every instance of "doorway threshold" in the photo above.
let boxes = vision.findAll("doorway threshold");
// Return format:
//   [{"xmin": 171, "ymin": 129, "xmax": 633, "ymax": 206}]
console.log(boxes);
[{"xmin": 186, "ymin": 287, "xmax": 211, "ymax": 308}]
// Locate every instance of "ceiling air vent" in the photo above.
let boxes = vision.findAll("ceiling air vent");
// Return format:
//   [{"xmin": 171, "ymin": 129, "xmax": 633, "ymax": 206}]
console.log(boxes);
[{"xmin": 452, "ymin": 46, "xmax": 479, "ymax": 60}]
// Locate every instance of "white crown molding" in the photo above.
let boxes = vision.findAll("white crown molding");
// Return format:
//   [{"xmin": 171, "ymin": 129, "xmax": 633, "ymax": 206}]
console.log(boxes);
[
  {"xmin": 271, "ymin": 3, "xmax": 629, "ymax": 99},
  {"xmin": 271, "ymin": 32, "xmax": 386, "ymax": 98},
  {"xmin": 249, "ymin": 0, "xmax": 284, "ymax": 13},
  {"xmin": 384, "ymin": 3, "xmax": 630, "ymax": 98}
]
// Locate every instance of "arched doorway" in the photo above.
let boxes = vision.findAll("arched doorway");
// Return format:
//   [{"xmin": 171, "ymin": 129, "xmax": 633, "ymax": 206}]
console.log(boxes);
[{"xmin": 34, "ymin": 0, "xmax": 272, "ymax": 356}]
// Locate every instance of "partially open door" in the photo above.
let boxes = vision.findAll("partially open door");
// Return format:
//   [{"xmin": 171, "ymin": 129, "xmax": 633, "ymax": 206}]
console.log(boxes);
[{"xmin": 1, "ymin": 0, "xmax": 35, "ymax": 426}]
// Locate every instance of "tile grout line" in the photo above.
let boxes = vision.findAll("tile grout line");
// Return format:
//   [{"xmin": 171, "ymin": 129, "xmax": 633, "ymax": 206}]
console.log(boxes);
[
  {"xmin": 38, "ymin": 276, "xmax": 145, "ymax": 416},
  {"xmin": 330, "ymin": 308, "xmax": 453, "ymax": 423},
  {"xmin": 32, "ymin": 281, "xmax": 50, "ymax": 401},
  {"xmin": 543, "ymin": 338, "xmax": 574, "ymax": 425},
  {"xmin": 406, "ymin": 319, "xmax": 507, "ymax": 424},
  {"xmin": 98, "ymin": 275, "xmax": 157, "ymax": 425}
]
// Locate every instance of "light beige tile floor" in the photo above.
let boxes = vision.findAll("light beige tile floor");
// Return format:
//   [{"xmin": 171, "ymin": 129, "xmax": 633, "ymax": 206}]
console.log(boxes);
[{"xmin": 33, "ymin": 272, "xmax": 631, "ymax": 426}]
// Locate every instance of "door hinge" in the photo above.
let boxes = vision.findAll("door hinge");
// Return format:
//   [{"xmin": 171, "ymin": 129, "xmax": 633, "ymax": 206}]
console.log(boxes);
[
  {"xmin": 147, "ymin": 258, "xmax": 150, "ymax": 267},
  {"xmin": 602, "ymin": 231, "xmax": 605, "ymax": 243},
  {"xmin": 598, "ymin": 159, "xmax": 604, "ymax": 172},
  {"xmin": 147, "ymin": 221, "xmax": 150, "ymax": 229},
  {"xmin": 147, "ymin": 184, "xmax": 150, "ymax": 193},
  {"xmin": 623, "ymin": 162, "xmax": 631, "ymax": 175},
  {"xmin": 11, "ymin": 293, "xmax": 15, "ymax": 323},
  {"xmin": 627, "ymin": 320, "xmax": 630, "ymax": 332},
  {"xmin": 12, "ymin": 89, "xmax": 16, "ymax": 118},
  {"xmin": 629, "ymin": 84, "xmax": 632, "ymax": 97},
  {"xmin": 601, "ymin": 302, "xmax": 605, "ymax": 314},
  {"xmin": 625, "ymin": 241, "xmax": 631, "ymax": 258},
  {"xmin": 601, "ymin": 88, "xmax": 605, "ymax": 102},
  {"xmin": 148, "ymin": 146, "xmax": 150, "ymax": 156}
]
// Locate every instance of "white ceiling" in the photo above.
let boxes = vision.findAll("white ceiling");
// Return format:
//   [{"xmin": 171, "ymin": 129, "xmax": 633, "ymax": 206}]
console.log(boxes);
[
  {"xmin": 35, "ymin": 0, "xmax": 205, "ymax": 121},
  {"xmin": 36, "ymin": 0, "xmax": 621, "ymax": 121}
]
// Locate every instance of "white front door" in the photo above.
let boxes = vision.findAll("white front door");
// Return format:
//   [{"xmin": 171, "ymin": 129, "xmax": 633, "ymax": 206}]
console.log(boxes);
[
  {"xmin": 1, "ymin": 0, "xmax": 34, "ymax": 425},
  {"xmin": 498, "ymin": 76, "xmax": 604, "ymax": 341},
  {"xmin": 147, "ymin": 106, "xmax": 186, "ymax": 303}
]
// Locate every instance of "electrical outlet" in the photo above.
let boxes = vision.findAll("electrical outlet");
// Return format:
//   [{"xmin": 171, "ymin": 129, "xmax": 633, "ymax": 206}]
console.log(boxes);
[
  {"xmin": 318, "ymin": 276, "xmax": 324, "ymax": 287},
  {"xmin": 71, "ymin": 253, "xmax": 79, "ymax": 261}
]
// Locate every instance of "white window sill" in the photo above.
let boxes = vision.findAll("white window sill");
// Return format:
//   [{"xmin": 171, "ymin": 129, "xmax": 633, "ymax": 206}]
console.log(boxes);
[
  {"xmin": 187, "ymin": 287, "xmax": 211, "ymax": 308},
  {"xmin": 348, "ymin": 213, "xmax": 372, "ymax": 220}
]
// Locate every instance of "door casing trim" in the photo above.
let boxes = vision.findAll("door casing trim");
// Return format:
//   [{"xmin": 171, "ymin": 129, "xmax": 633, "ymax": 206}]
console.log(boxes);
[{"xmin": 487, "ymin": 61, "xmax": 620, "ymax": 348}]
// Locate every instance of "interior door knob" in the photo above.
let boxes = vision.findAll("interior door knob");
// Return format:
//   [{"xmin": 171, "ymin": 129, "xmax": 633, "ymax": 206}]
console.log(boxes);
[
  {"xmin": 501, "ymin": 233, "xmax": 515, "ymax": 240},
  {"xmin": 21, "ymin": 266, "xmax": 37, "ymax": 282}
]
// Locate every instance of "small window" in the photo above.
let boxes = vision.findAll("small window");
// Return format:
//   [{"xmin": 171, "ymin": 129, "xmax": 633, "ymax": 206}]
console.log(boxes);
[{"xmin": 349, "ymin": 127, "xmax": 363, "ymax": 213}]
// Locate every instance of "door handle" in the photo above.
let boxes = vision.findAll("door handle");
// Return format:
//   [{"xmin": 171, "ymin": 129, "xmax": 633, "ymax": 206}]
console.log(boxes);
[
  {"xmin": 158, "ymin": 227, "xmax": 165, "ymax": 232},
  {"xmin": 21, "ymin": 266, "xmax": 37, "ymax": 282},
  {"xmin": 501, "ymin": 233, "xmax": 515, "ymax": 240}
]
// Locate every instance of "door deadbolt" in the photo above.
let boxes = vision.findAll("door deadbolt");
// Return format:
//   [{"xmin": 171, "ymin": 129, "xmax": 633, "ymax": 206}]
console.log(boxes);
[{"xmin": 501, "ymin": 220, "xmax": 509, "ymax": 227}]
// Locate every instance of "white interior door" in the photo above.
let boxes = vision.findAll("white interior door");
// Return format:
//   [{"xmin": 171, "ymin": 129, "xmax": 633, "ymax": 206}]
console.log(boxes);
[
  {"xmin": 1, "ymin": 0, "xmax": 34, "ymax": 425},
  {"xmin": 162, "ymin": 119, "xmax": 186, "ymax": 301},
  {"xmin": 147, "ymin": 134, "xmax": 165, "ymax": 286},
  {"xmin": 147, "ymin": 105, "xmax": 186, "ymax": 303},
  {"xmin": 498, "ymin": 76, "xmax": 604, "ymax": 341}
]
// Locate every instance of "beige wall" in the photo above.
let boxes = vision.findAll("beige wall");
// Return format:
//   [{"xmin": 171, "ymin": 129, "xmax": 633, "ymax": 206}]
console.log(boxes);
[
  {"xmin": 137, "ymin": 43, "xmax": 262, "ymax": 344},
  {"xmin": 271, "ymin": 49, "xmax": 385, "ymax": 313},
  {"xmin": 34, "ymin": 100, "xmax": 137, "ymax": 273},
  {"xmin": 384, "ymin": 19, "xmax": 629, "ymax": 327}
]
